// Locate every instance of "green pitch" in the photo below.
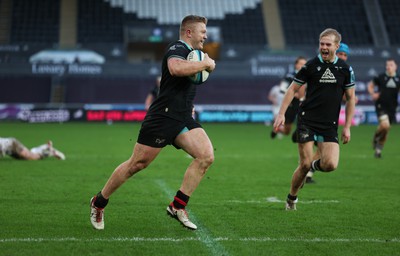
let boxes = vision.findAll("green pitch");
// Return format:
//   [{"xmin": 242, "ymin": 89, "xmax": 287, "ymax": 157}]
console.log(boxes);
[{"xmin": 0, "ymin": 122, "xmax": 399, "ymax": 255}]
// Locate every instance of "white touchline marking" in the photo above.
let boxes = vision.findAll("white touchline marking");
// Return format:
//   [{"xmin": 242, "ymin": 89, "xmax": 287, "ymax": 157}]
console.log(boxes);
[
  {"xmin": 155, "ymin": 179, "xmax": 229, "ymax": 256},
  {"xmin": 1, "ymin": 237, "xmax": 398, "ymax": 243},
  {"xmin": 266, "ymin": 196, "xmax": 340, "ymax": 204},
  {"xmin": 227, "ymin": 197, "xmax": 339, "ymax": 204}
]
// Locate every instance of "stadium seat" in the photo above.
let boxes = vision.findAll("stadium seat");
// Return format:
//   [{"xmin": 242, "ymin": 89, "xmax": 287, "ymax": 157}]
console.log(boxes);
[
  {"xmin": 379, "ymin": 0, "xmax": 400, "ymax": 45},
  {"xmin": 78, "ymin": 0, "xmax": 266, "ymax": 45},
  {"xmin": 10, "ymin": 0, "xmax": 60, "ymax": 44},
  {"xmin": 278, "ymin": 0, "xmax": 373, "ymax": 46}
]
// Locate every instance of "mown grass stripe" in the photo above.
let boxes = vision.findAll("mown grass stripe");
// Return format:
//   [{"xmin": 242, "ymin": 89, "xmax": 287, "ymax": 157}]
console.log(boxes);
[
  {"xmin": 155, "ymin": 179, "xmax": 230, "ymax": 256},
  {"xmin": 1, "ymin": 237, "xmax": 398, "ymax": 243}
]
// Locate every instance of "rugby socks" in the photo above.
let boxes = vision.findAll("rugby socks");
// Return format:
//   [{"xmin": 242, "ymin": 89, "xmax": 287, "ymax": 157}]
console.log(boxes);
[
  {"xmin": 287, "ymin": 194, "xmax": 297, "ymax": 201},
  {"xmin": 375, "ymin": 143, "xmax": 383, "ymax": 153},
  {"xmin": 306, "ymin": 169, "xmax": 315, "ymax": 178},
  {"xmin": 373, "ymin": 131, "xmax": 388, "ymax": 146},
  {"xmin": 311, "ymin": 159, "xmax": 322, "ymax": 172},
  {"xmin": 171, "ymin": 190, "xmax": 190, "ymax": 209},
  {"xmin": 374, "ymin": 131, "xmax": 382, "ymax": 142},
  {"xmin": 94, "ymin": 191, "xmax": 109, "ymax": 209}
]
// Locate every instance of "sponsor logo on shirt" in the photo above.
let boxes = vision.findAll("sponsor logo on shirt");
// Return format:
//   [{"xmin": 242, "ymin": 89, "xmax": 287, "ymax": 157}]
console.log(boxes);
[
  {"xmin": 319, "ymin": 68, "xmax": 337, "ymax": 83},
  {"xmin": 386, "ymin": 78, "xmax": 397, "ymax": 88}
]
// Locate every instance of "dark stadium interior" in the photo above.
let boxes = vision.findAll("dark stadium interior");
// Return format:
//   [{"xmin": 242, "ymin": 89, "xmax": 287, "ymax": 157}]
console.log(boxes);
[{"xmin": 0, "ymin": 0, "xmax": 399, "ymax": 106}]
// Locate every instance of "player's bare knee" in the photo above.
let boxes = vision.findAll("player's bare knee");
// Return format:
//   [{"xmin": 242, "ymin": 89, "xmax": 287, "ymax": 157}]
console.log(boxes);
[
  {"xmin": 127, "ymin": 160, "xmax": 149, "ymax": 176},
  {"xmin": 195, "ymin": 152, "xmax": 214, "ymax": 170},
  {"xmin": 322, "ymin": 161, "xmax": 337, "ymax": 172},
  {"xmin": 137, "ymin": 159, "xmax": 152, "ymax": 170},
  {"xmin": 206, "ymin": 153, "xmax": 215, "ymax": 166},
  {"xmin": 201, "ymin": 154, "xmax": 214, "ymax": 168},
  {"xmin": 380, "ymin": 123, "xmax": 390, "ymax": 131}
]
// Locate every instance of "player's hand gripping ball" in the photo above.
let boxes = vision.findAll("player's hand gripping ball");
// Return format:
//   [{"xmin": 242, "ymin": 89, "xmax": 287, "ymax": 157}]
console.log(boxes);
[{"xmin": 187, "ymin": 50, "xmax": 209, "ymax": 85}]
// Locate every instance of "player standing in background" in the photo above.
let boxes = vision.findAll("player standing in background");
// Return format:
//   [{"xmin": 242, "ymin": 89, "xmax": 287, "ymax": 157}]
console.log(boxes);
[
  {"xmin": 274, "ymin": 28, "xmax": 356, "ymax": 210},
  {"xmin": 268, "ymin": 84, "xmax": 284, "ymax": 138},
  {"xmin": 144, "ymin": 75, "xmax": 161, "ymax": 111},
  {"xmin": 270, "ymin": 56, "xmax": 307, "ymax": 140},
  {"xmin": 335, "ymin": 42, "xmax": 350, "ymax": 61},
  {"xmin": 90, "ymin": 15, "xmax": 216, "ymax": 230},
  {"xmin": 0, "ymin": 137, "xmax": 65, "ymax": 160},
  {"xmin": 368, "ymin": 58, "xmax": 400, "ymax": 158}
]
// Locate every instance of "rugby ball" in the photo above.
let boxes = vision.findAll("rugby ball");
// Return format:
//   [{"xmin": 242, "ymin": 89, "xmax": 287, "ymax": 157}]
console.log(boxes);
[{"xmin": 187, "ymin": 50, "xmax": 209, "ymax": 85}]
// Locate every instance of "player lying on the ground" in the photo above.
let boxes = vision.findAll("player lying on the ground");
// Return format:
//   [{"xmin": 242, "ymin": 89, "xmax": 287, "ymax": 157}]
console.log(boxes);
[{"xmin": 0, "ymin": 137, "xmax": 65, "ymax": 160}]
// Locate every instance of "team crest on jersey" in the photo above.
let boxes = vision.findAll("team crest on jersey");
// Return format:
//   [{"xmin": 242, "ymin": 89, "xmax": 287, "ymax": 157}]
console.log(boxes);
[
  {"xmin": 319, "ymin": 68, "xmax": 337, "ymax": 83},
  {"xmin": 317, "ymin": 66, "xmax": 321, "ymax": 71},
  {"xmin": 386, "ymin": 78, "xmax": 397, "ymax": 88}
]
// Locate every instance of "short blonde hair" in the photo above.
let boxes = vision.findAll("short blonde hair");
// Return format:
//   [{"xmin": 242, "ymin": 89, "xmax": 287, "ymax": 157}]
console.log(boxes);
[
  {"xmin": 180, "ymin": 15, "xmax": 208, "ymax": 36},
  {"xmin": 319, "ymin": 28, "xmax": 342, "ymax": 44}
]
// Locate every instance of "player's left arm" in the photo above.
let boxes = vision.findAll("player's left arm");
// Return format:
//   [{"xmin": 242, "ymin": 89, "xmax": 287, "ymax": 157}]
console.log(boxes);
[
  {"xmin": 342, "ymin": 65, "xmax": 356, "ymax": 144},
  {"xmin": 342, "ymin": 87, "xmax": 356, "ymax": 144}
]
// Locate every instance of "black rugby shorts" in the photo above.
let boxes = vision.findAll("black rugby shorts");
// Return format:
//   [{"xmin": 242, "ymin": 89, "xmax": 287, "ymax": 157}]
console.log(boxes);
[
  {"xmin": 375, "ymin": 103, "xmax": 396, "ymax": 124},
  {"xmin": 295, "ymin": 116, "xmax": 339, "ymax": 144},
  {"xmin": 137, "ymin": 115, "xmax": 202, "ymax": 148}
]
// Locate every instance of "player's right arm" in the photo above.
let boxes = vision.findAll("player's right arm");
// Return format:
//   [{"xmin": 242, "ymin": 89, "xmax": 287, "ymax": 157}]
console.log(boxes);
[
  {"xmin": 297, "ymin": 83, "xmax": 306, "ymax": 101},
  {"xmin": 144, "ymin": 94, "xmax": 154, "ymax": 110},
  {"xmin": 367, "ymin": 80, "xmax": 379, "ymax": 101},
  {"xmin": 273, "ymin": 82, "xmax": 300, "ymax": 130},
  {"xmin": 168, "ymin": 55, "xmax": 215, "ymax": 77},
  {"xmin": 268, "ymin": 86, "xmax": 278, "ymax": 105}
]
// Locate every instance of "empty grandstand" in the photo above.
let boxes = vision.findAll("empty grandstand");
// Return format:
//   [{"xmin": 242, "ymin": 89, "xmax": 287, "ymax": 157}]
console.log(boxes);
[{"xmin": 0, "ymin": 0, "xmax": 398, "ymax": 123}]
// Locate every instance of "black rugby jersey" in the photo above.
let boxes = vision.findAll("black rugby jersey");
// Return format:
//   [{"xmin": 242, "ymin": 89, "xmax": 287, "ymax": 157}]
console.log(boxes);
[
  {"xmin": 293, "ymin": 55, "xmax": 355, "ymax": 123},
  {"xmin": 280, "ymin": 71, "xmax": 300, "ymax": 108},
  {"xmin": 149, "ymin": 85, "xmax": 159, "ymax": 98},
  {"xmin": 146, "ymin": 40, "xmax": 196, "ymax": 121},
  {"xmin": 279, "ymin": 71, "xmax": 296, "ymax": 94},
  {"xmin": 372, "ymin": 73, "xmax": 400, "ymax": 112}
]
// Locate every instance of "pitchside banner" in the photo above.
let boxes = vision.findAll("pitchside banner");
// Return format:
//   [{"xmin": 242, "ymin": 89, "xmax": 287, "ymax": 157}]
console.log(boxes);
[
  {"xmin": 0, "ymin": 105, "xmax": 146, "ymax": 123},
  {"xmin": 0, "ymin": 104, "xmax": 395, "ymax": 125}
]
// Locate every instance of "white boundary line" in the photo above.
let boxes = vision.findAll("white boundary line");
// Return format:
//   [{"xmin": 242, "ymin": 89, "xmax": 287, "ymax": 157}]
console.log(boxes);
[
  {"xmin": 155, "ymin": 179, "xmax": 229, "ymax": 256},
  {"xmin": 227, "ymin": 197, "xmax": 340, "ymax": 204},
  {"xmin": 1, "ymin": 237, "xmax": 398, "ymax": 243}
]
